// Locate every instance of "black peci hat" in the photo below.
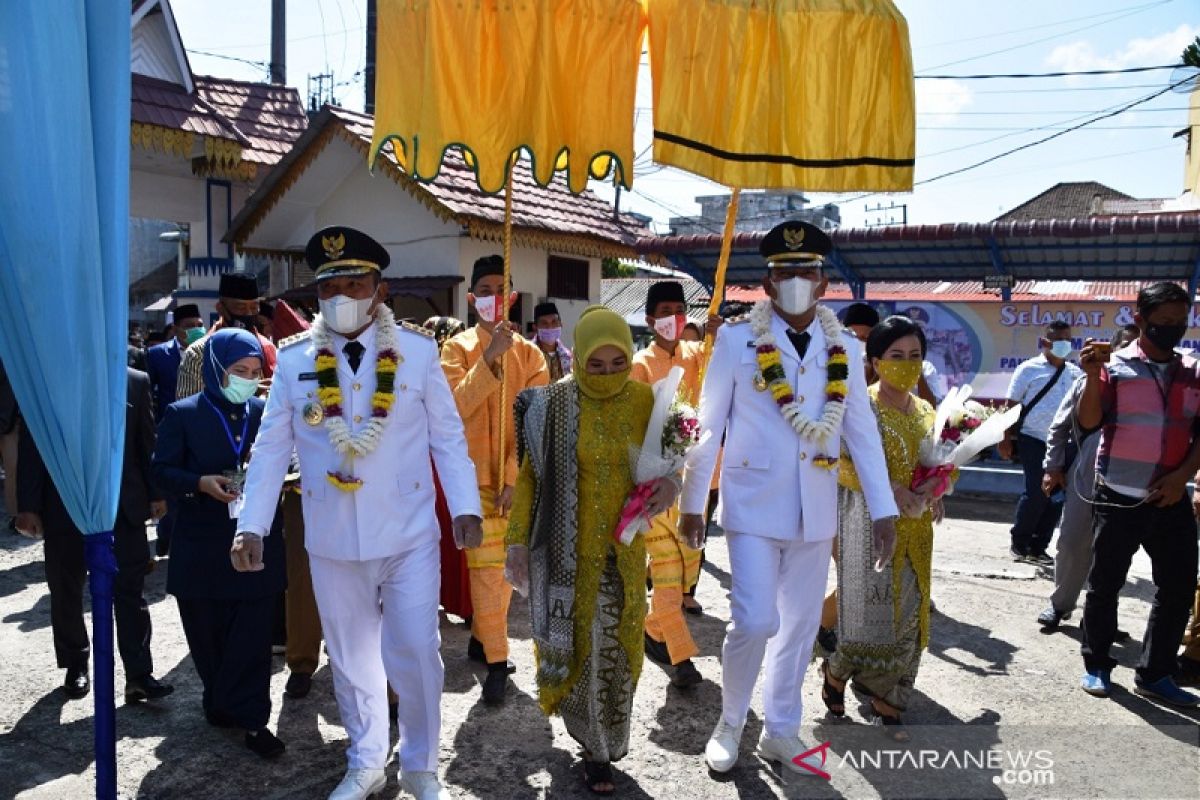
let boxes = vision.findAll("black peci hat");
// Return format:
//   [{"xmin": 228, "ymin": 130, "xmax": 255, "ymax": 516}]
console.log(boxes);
[
  {"xmin": 759, "ymin": 220, "xmax": 832, "ymax": 266},
  {"xmin": 305, "ymin": 226, "xmax": 390, "ymax": 281},
  {"xmin": 218, "ymin": 273, "xmax": 261, "ymax": 300},
  {"xmin": 645, "ymin": 281, "xmax": 686, "ymax": 316},
  {"xmin": 173, "ymin": 303, "xmax": 201, "ymax": 321},
  {"xmin": 533, "ymin": 302, "xmax": 560, "ymax": 320}
]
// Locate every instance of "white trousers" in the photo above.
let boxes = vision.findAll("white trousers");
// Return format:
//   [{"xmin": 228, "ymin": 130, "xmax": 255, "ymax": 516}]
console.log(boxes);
[
  {"xmin": 721, "ymin": 531, "xmax": 833, "ymax": 740},
  {"xmin": 308, "ymin": 539, "xmax": 442, "ymax": 772}
]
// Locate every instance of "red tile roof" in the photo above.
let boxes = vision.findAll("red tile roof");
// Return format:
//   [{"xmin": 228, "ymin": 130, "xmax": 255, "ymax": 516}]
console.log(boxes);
[
  {"xmin": 132, "ymin": 74, "xmax": 246, "ymax": 144},
  {"xmin": 993, "ymin": 181, "xmax": 1132, "ymax": 222},
  {"xmin": 194, "ymin": 76, "xmax": 308, "ymax": 165},
  {"xmin": 131, "ymin": 73, "xmax": 307, "ymax": 167},
  {"xmin": 229, "ymin": 106, "xmax": 649, "ymax": 256}
]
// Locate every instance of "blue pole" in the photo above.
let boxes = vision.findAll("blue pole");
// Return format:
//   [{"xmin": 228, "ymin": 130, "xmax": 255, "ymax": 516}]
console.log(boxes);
[{"xmin": 85, "ymin": 532, "xmax": 118, "ymax": 800}]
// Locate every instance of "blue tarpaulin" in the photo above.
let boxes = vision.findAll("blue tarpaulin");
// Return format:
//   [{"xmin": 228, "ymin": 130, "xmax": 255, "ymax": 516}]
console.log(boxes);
[{"xmin": 0, "ymin": 2, "xmax": 131, "ymax": 798}]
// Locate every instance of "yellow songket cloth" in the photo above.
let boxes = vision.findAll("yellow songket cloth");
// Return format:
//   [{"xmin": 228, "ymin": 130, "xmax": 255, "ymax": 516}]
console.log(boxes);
[
  {"xmin": 647, "ymin": 0, "xmax": 916, "ymax": 191},
  {"xmin": 371, "ymin": 0, "xmax": 646, "ymax": 194}
]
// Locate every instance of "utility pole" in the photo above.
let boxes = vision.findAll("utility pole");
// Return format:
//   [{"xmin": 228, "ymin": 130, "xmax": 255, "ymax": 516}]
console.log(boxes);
[
  {"xmin": 365, "ymin": 0, "xmax": 377, "ymax": 115},
  {"xmin": 269, "ymin": 0, "xmax": 286, "ymax": 85},
  {"xmin": 863, "ymin": 201, "xmax": 908, "ymax": 228},
  {"xmin": 308, "ymin": 72, "xmax": 334, "ymax": 113}
]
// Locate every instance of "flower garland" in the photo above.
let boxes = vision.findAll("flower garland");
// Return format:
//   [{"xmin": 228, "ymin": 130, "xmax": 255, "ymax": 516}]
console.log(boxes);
[
  {"xmin": 311, "ymin": 306, "xmax": 400, "ymax": 491},
  {"xmin": 751, "ymin": 301, "xmax": 849, "ymax": 471}
]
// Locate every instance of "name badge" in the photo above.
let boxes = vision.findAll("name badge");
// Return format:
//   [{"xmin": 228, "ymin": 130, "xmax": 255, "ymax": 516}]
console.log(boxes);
[{"xmin": 298, "ymin": 372, "xmax": 318, "ymax": 381}]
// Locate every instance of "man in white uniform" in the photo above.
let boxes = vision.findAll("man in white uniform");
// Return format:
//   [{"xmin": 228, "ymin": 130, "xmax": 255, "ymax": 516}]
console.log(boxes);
[
  {"xmin": 680, "ymin": 220, "xmax": 898, "ymax": 775},
  {"xmin": 232, "ymin": 226, "xmax": 482, "ymax": 800}
]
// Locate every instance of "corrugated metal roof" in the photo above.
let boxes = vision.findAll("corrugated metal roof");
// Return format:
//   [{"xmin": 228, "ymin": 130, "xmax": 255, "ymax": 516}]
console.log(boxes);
[
  {"xmin": 602, "ymin": 277, "xmax": 710, "ymax": 323},
  {"xmin": 726, "ymin": 279, "xmax": 1176, "ymax": 304},
  {"xmin": 637, "ymin": 212, "xmax": 1200, "ymax": 286}
]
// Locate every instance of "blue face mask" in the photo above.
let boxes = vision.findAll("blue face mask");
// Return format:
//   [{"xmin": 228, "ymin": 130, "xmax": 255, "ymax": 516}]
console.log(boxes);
[
  {"xmin": 1049, "ymin": 340, "xmax": 1073, "ymax": 359},
  {"xmin": 222, "ymin": 373, "xmax": 259, "ymax": 404}
]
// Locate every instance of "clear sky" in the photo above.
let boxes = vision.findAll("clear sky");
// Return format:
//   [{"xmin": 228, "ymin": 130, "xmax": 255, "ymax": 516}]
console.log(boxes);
[{"xmin": 177, "ymin": 0, "xmax": 1197, "ymax": 231}]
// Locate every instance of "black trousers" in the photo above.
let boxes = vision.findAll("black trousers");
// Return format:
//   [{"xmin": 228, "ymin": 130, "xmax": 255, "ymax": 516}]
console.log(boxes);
[
  {"xmin": 1010, "ymin": 434, "xmax": 1064, "ymax": 555},
  {"xmin": 43, "ymin": 514, "xmax": 153, "ymax": 678},
  {"xmin": 1082, "ymin": 488, "xmax": 1199, "ymax": 682},
  {"xmin": 176, "ymin": 595, "xmax": 273, "ymax": 730}
]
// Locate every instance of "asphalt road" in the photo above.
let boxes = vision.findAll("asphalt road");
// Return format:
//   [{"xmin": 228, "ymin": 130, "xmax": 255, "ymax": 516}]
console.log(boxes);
[{"xmin": 1, "ymin": 495, "xmax": 1197, "ymax": 799}]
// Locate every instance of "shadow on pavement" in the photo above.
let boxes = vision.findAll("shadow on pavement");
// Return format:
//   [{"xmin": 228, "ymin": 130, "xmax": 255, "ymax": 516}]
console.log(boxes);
[{"xmin": 926, "ymin": 611, "xmax": 1016, "ymax": 677}]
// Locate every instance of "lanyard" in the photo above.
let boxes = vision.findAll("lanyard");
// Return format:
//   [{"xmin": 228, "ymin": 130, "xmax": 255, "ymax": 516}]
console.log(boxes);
[{"xmin": 202, "ymin": 394, "xmax": 251, "ymax": 464}]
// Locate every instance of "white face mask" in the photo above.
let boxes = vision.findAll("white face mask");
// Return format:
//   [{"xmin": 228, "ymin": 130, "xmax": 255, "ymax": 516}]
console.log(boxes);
[
  {"xmin": 773, "ymin": 276, "xmax": 817, "ymax": 315},
  {"xmin": 473, "ymin": 294, "xmax": 499, "ymax": 324},
  {"xmin": 1050, "ymin": 340, "xmax": 1073, "ymax": 359},
  {"xmin": 652, "ymin": 314, "xmax": 687, "ymax": 342},
  {"xmin": 319, "ymin": 294, "xmax": 375, "ymax": 334}
]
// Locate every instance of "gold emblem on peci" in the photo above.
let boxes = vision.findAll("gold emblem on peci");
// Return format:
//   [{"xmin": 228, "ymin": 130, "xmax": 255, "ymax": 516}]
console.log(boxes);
[
  {"xmin": 322, "ymin": 232, "xmax": 346, "ymax": 260},
  {"xmin": 783, "ymin": 227, "xmax": 806, "ymax": 251}
]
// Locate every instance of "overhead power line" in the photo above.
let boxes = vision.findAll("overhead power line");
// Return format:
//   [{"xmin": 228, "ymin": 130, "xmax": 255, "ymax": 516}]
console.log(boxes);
[
  {"xmin": 915, "ymin": 64, "xmax": 1179, "ymax": 80},
  {"xmin": 913, "ymin": 74, "xmax": 1195, "ymax": 188}
]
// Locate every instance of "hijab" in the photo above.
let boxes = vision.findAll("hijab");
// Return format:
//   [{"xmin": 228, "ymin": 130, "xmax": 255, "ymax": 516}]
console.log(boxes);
[
  {"xmin": 571, "ymin": 306, "xmax": 633, "ymax": 400},
  {"xmin": 202, "ymin": 328, "xmax": 264, "ymax": 408}
]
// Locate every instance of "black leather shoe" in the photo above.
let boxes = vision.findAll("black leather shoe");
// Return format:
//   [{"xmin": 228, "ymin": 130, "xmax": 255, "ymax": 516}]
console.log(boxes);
[
  {"xmin": 671, "ymin": 659, "xmax": 703, "ymax": 689},
  {"xmin": 125, "ymin": 675, "xmax": 174, "ymax": 703},
  {"xmin": 482, "ymin": 663, "xmax": 510, "ymax": 706},
  {"xmin": 244, "ymin": 728, "xmax": 286, "ymax": 759},
  {"xmin": 644, "ymin": 633, "xmax": 672, "ymax": 667},
  {"xmin": 467, "ymin": 637, "xmax": 516, "ymax": 674},
  {"xmin": 63, "ymin": 665, "xmax": 90, "ymax": 700},
  {"xmin": 284, "ymin": 671, "xmax": 312, "ymax": 699}
]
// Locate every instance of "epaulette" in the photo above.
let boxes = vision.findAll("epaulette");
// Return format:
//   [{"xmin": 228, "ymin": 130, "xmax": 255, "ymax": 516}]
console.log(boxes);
[
  {"xmin": 278, "ymin": 330, "xmax": 311, "ymax": 349},
  {"xmin": 725, "ymin": 314, "xmax": 750, "ymax": 325},
  {"xmin": 399, "ymin": 321, "xmax": 435, "ymax": 339}
]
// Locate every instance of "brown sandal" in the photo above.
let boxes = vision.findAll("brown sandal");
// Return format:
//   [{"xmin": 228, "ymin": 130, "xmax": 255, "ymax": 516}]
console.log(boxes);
[{"xmin": 821, "ymin": 661, "xmax": 846, "ymax": 718}]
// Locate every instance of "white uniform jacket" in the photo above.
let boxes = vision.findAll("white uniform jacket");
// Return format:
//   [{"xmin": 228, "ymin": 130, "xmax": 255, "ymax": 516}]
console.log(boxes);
[
  {"xmin": 681, "ymin": 306, "xmax": 897, "ymax": 541},
  {"xmin": 238, "ymin": 321, "xmax": 482, "ymax": 561}
]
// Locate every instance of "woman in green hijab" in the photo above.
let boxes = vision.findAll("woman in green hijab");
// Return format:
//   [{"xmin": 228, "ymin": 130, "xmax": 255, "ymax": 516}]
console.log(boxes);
[{"xmin": 506, "ymin": 306, "xmax": 680, "ymax": 795}]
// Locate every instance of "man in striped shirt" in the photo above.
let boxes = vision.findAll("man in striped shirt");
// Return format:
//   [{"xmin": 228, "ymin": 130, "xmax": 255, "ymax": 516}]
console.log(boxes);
[{"xmin": 1075, "ymin": 282, "xmax": 1200, "ymax": 707}]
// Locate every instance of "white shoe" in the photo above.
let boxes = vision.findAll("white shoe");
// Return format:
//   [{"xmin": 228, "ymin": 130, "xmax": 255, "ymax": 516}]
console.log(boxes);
[
  {"xmin": 399, "ymin": 770, "xmax": 451, "ymax": 800},
  {"xmin": 757, "ymin": 734, "xmax": 826, "ymax": 776},
  {"xmin": 704, "ymin": 717, "xmax": 744, "ymax": 773},
  {"xmin": 328, "ymin": 768, "xmax": 387, "ymax": 800}
]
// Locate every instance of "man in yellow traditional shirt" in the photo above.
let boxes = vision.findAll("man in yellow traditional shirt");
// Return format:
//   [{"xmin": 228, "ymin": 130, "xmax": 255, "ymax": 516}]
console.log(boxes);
[
  {"xmin": 441, "ymin": 255, "xmax": 549, "ymax": 705},
  {"xmin": 631, "ymin": 280, "xmax": 721, "ymax": 688}
]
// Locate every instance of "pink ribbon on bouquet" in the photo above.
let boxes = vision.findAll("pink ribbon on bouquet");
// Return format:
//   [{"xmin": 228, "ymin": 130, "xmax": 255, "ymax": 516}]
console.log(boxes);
[
  {"xmin": 911, "ymin": 464, "xmax": 955, "ymax": 498},
  {"xmin": 613, "ymin": 481, "xmax": 657, "ymax": 545}
]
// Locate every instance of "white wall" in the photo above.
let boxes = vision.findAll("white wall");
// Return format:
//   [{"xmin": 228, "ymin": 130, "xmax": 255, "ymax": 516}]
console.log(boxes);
[
  {"xmin": 454, "ymin": 238, "xmax": 601, "ymax": 347},
  {"xmin": 319, "ymin": 164, "xmax": 463, "ymax": 279}
]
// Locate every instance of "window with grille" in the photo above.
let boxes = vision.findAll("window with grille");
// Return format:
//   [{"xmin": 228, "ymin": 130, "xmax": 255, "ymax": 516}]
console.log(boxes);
[{"xmin": 546, "ymin": 255, "xmax": 589, "ymax": 300}]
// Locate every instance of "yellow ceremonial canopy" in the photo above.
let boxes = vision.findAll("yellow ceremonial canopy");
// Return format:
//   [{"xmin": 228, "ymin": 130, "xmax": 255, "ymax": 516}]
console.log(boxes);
[
  {"xmin": 647, "ymin": 0, "xmax": 915, "ymax": 192},
  {"xmin": 370, "ymin": 0, "xmax": 646, "ymax": 195}
]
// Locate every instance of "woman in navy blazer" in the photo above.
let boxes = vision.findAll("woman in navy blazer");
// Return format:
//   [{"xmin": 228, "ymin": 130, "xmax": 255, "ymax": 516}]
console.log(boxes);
[{"xmin": 152, "ymin": 328, "xmax": 286, "ymax": 759}]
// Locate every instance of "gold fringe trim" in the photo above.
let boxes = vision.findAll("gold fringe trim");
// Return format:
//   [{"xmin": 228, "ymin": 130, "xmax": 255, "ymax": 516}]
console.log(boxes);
[
  {"xmin": 131, "ymin": 122, "xmax": 193, "ymax": 160},
  {"xmin": 234, "ymin": 119, "xmax": 637, "ymax": 261}
]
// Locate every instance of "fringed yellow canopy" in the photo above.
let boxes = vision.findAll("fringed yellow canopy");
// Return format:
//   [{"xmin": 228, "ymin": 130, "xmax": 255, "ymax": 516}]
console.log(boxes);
[
  {"xmin": 647, "ymin": 0, "xmax": 916, "ymax": 192},
  {"xmin": 370, "ymin": 0, "xmax": 646, "ymax": 196}
]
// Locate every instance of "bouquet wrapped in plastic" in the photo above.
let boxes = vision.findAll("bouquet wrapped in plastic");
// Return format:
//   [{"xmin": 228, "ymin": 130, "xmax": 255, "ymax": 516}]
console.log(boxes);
[
  {"xmin": 613, "ymin": 366, "xmax": 710, "ymax": 545},
  {"xmin": 912, "ymin": 384, "xmax": 1022, "ymax": 499}
]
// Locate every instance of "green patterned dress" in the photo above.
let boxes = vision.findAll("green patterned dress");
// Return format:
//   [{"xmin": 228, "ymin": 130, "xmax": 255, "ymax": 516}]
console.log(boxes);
[{"xmin": 508, "ymin": 379, "xmax": 652, "ymax": 761}]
